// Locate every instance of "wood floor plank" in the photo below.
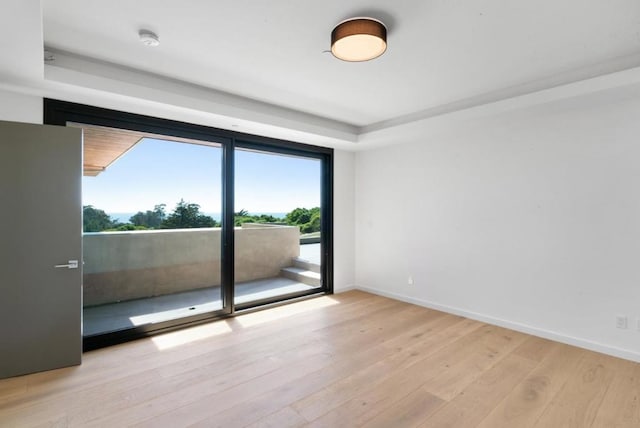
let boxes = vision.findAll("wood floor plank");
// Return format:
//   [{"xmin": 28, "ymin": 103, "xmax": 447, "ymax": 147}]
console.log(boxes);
[
  {"xmin": 0, "ymin": 292, "xmax": 389, "ymax": 416},
  {"xmin": 533, "ymin": 351, "xmax": 616, "ymax": 428},
  {"xmin": 590, "ymin": 358, "xmax": 640, "ymax": 427},
  {"xmin": 361, "ymin": 387, "xmax": 444, "ymax": 428},
  {"xmin": 296, "ymin": 321, "xmax": 517, "ymax": 423},
  {"xmin": 420, "ymin": 325, "xmax": 528, "ymax": 400},
  {"xmin": 475, "ymin": 343, "xmax": 584, "ymax": 428},
  {"xmin": 419, "ymin": 353, "xmax": 538, "ymax": 428},
  {"xmin": 301, "ymin": 322, "xmax": 522, "ymax": 427},
  {"xmin": 136, "ymin": 303, "xmax": 460, "ymax": 427},
  {"xmin": 292, "ymin": 319, "xmax": 484, "ymax": 422},
  {"xmin": 0, "ymin": 293, "xmax": 382, "ymax": 425},
  {"xmin": 81, "ymin": 337, "xmax": 353, "ymax": 425},
  {"xmin": 188, "ymin": 314, "xmax": 474, "ymax": 428},
  {"xmin": 302, "ymin": 319, "xmax": 478, "ymax": 428},
  {"xmin": 1, "ymin": 290, "xmax": 638, "ymax": 428},
  {"xmin": 513, "ymin": 335, "xmax": 558, "ymax": 362},
  {"xmin": 88, "ymin": 298, "xmax": 425, "ymax": 426},
  {"xmin": 242, "ymin": 407, "xmax": 307, "ymax": 428},
  {"xmin": 0, "ymin": 376, "xmax": 28, "ymax": 403}
]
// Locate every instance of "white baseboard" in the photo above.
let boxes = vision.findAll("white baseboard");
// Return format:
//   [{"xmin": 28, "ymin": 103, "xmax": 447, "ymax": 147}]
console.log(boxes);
[
  {"xmin": 333, "ymin": 284, "xmax": 356, "ymax": 293},
  {"xmin": 356, "ymin": 285, "xmax": 640, "ymax": 363}
]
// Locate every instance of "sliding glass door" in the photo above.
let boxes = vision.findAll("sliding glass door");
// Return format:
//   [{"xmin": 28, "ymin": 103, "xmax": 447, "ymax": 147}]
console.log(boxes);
[
  {"xmin": 78, "ymin": 126, "xmax": 226, "ymax": 340},
  {"xmin": 44, "ymin": 99, "xmax": 332, "ymax": 350},
  {"xmin": 233, "ymin": 146, "xmax": 324, "ymax": 307}
]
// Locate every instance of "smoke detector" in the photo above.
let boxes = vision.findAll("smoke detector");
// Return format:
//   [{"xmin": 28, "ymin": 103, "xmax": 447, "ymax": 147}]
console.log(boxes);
[{"xmin": 139, "ymin": 29, "xmax": 160, "ymax": 47}]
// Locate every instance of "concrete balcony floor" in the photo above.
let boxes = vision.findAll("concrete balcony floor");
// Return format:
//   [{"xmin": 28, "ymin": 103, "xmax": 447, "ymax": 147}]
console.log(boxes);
[{"xmin": 83, "ymin": 244, "xmax": 322, "ymax": 337}]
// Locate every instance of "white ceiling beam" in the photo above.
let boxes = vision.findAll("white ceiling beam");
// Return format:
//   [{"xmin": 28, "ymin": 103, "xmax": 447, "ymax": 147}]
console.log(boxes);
[{"xmin": 41, "ymin": 50, "xmax": 359, "ymax": 148}]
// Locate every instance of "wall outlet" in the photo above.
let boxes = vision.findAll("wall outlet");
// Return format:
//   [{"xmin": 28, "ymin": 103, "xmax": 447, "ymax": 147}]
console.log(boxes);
[
  {"xmin": 616, "ymin": 315, "xmax": 628, "ymax": 329},
  {"xmin": 407, "ymin": 275, "xmax": 414, "ymax": 285}
]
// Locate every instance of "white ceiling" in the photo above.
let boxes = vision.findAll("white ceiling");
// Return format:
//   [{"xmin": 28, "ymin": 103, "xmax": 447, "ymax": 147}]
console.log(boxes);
[{"xmin": 41, "ymin": 0, "xmax": 640, "ymax": 129}]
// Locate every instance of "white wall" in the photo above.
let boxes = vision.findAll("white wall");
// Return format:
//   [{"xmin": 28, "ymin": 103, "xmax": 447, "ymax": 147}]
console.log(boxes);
[
  {"xmin": 355, "ymin": 87, "xmax": 640, "ymax": 361},
  {"xmin": 0, "ymin": 90, "xmax": 42, "ymax": 124},
  {"xmin": 333, "ymin": 150, "xmax": 356, "ymax": 292},
  {"xmin": 0, "ymin": 0, "xmax": 43, "ymax": 83}
]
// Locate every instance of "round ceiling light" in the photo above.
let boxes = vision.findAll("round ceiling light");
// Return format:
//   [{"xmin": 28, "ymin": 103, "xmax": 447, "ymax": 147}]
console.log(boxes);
[
  {"xmin": 139, "ymin": 29, "xmax": 160, "ymax": 47},
  {"xmin": 331, "ymin": 18, "xmax": 387, "ymax": 62}
]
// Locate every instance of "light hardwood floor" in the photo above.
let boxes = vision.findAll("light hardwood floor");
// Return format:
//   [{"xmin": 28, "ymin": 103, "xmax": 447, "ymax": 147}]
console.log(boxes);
[{"xmin": 1, "ymin": 290, "xmax": 639, "ymax": 427}]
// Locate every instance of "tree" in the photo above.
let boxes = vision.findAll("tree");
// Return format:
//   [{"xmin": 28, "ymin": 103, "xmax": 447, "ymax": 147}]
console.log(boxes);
[
  {"xmin": 285, "ymin": 207, "xmax": 321, "ymax": 234},
  {"xmin": 161, "ymin": 199, "xmax": 218, "ymax": 229},
  {"xmin": 130, "ymin": 204, "xmax": 166, "ymax": 229},
  {"xmin": 234, "ymin": 209, "xmax": 284, "ymax": 226},
  {"xmin": 301, "ymin": 210, "xmax": 321, "ymax": 234},
  {"xmin": 285, "ymin": 208, "xmax": 312, "ymax": 226},
  {"xmin": 83, "ymin": 205, "xmax": 117, "ymax": 232},
  {"xmin": 104, "ymin": 224, "xmax": 149, "ymax": 231}
]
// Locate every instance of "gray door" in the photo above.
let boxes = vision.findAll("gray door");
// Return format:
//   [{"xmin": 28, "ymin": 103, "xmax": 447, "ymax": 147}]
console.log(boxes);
[{"xmin": 0, "ymin": 120, "xmax": 82, "ymax": 379}]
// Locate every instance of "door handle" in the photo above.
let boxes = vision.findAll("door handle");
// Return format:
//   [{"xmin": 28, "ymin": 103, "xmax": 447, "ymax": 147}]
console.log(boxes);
[{"xmin": 54, "ymin": 260, "xmax": 79, "ymax": 269}]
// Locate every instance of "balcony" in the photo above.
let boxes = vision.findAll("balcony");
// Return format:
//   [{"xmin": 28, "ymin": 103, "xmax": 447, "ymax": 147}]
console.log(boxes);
[{"xmin": 82, "ymin": 224, "xmax": 321, "ymax": 336}]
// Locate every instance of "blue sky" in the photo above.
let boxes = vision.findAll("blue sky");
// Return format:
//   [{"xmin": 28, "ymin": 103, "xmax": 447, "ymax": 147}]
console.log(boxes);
[{"xmin": 82, "ymin": 138, "xmax": 321, "ymax": 215}]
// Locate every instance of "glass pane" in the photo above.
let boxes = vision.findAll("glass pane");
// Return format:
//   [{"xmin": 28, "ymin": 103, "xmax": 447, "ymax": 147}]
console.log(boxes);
[
  {"xmin": 234, "ymin": 148, "xmax": 322, "ymax": 305},
  {"xmin": 79, "ymin": 126, "xmax": 223, "ymax": 336}
]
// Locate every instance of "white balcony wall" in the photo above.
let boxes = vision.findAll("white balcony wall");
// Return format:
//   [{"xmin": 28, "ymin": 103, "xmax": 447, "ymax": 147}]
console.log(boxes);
[{"xmin": 83, "ymin": 225, "xmax": 299, "ymax": 306}]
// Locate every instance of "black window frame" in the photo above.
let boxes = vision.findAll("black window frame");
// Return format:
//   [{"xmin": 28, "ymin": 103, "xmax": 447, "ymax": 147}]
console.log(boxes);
[{"xmin": 44, "ymin": 99, "xmax": 333, "ymax": 351}]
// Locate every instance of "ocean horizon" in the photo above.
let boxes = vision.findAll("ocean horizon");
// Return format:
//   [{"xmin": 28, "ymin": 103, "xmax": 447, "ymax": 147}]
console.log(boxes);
[{"xmin": 109, "ymin": 212, "xmax": 288, "ymax": 223}]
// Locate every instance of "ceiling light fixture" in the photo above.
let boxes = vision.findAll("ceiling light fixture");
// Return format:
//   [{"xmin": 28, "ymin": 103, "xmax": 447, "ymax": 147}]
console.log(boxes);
[
  {"xmin": 331, "ymin": 18, "xmax": 387, "ymax": 62},
  {"xmin": 139, "ymin": 29, "xmax": 160, "ymax": 47}
]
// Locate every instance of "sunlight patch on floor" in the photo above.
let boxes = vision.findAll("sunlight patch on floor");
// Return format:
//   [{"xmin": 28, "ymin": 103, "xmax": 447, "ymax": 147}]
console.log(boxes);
[
  {"xmin": 151, "ymin": 320, "xmax": 233, "ymax": 350},
  {"xmin": 235, "ymin": 296, "xmax": 340, "ymax": 328}
]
